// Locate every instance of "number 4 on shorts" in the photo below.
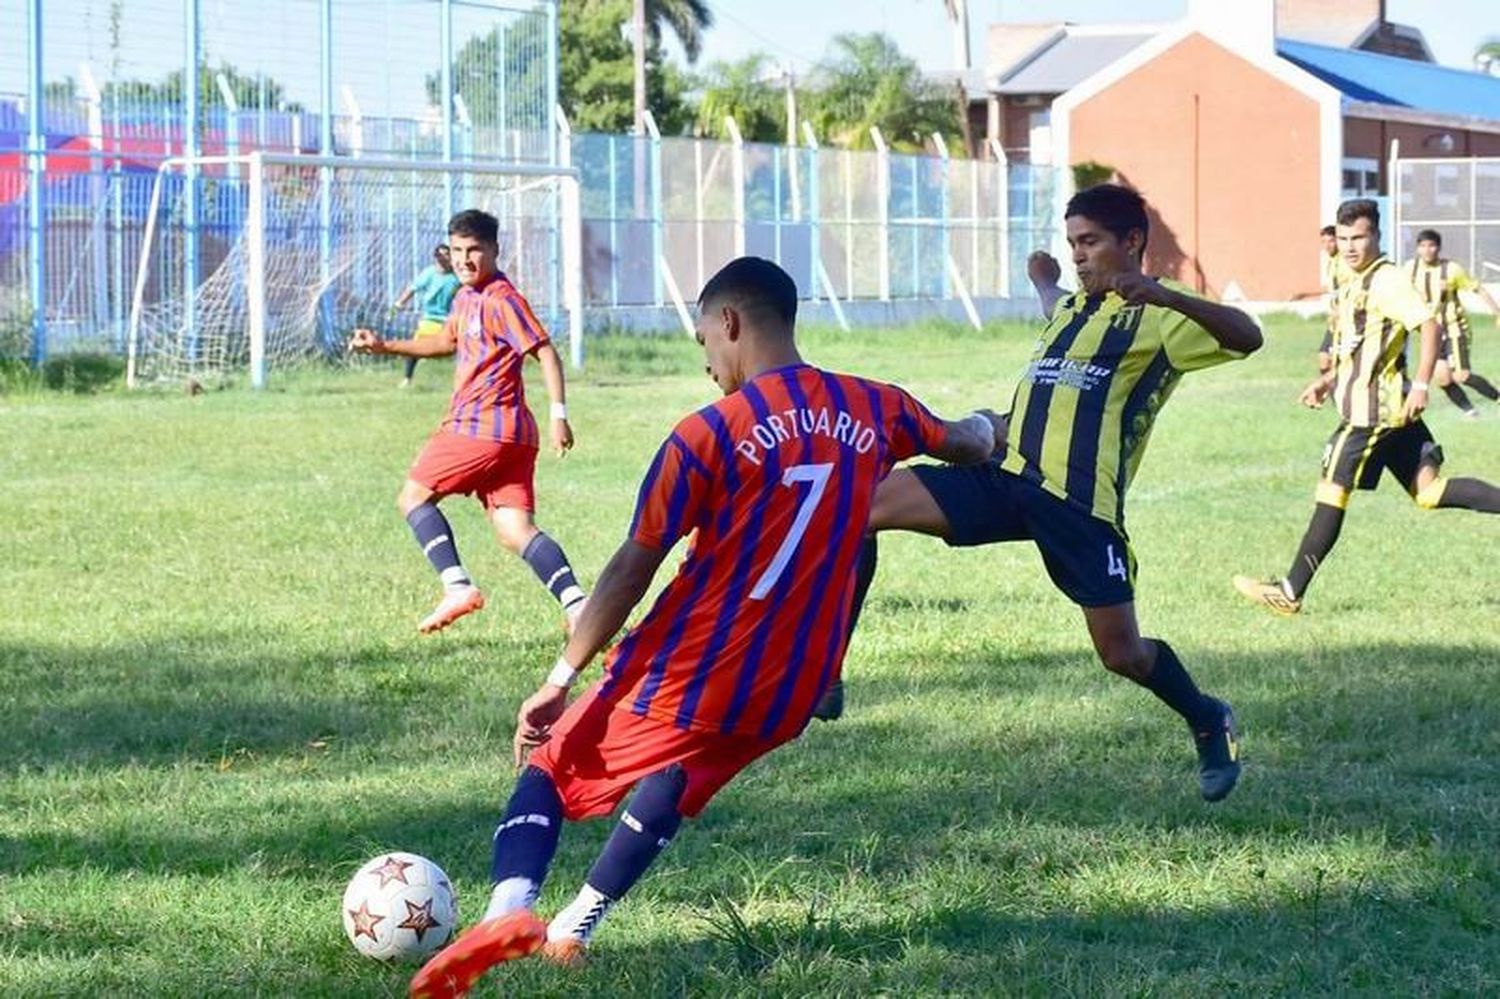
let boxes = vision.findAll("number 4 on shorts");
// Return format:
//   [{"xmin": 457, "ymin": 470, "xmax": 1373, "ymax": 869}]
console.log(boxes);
[
  {"xmin": 749, "ymin": 462, "xmax": 834, "ymax": 600},
  {"xmin": 1106, "ymin": 543, "xmax": 1129, "ymax": 582}
]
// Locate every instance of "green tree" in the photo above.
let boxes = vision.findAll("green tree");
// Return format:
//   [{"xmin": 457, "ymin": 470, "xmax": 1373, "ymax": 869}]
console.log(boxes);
[
  {"xmin": 107, "ymin": 63, "xmax": 299, "ymax": 110},
  {"xmin": 694, "ymin": 54, "xmax": 790, "ymax": 143},
  {"xmin": 433, "ymin": 0, "xmax": 690, "ymax": 136},
  {"xmin": 805, "ymin": 33, "xmax": 958, "ymax": 152},
  {"xmin": 1477, "ymin": 39, "xmax": 1500, "ymax": 74}
]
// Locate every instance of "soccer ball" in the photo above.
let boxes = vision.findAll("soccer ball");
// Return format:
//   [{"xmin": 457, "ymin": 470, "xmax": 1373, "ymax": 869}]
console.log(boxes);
[{"xmin": 341, "ymin": 852, "xmax": 457, "ymax": 961}]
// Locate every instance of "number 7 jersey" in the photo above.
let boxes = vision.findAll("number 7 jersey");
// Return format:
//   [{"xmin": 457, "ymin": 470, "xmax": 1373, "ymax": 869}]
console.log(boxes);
[{"xmin": 596, "ymin": 362, "xmax": 950, "ymax": 742}]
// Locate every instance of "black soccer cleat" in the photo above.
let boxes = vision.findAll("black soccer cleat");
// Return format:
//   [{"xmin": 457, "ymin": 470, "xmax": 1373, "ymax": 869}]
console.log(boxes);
[
  {"xmin": 1194, "ymin": 698, "xmax": 1241, "ymax": 802},
  {"xmin": 811, "ymin": 680, "xmax": 844, "ymax": 722}
]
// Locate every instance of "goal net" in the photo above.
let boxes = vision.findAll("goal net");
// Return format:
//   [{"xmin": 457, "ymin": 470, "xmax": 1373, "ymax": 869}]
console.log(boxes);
[{"xmin": 126, "ymin": 153, "xmax": 582, "ymax": 387}]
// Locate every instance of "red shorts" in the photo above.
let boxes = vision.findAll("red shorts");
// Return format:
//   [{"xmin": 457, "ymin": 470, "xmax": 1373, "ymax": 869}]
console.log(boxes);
[
  {"xmin": 408, "ymin": 432, "xmax": 537, "ymax": 512},
  {"xmin": 527, "ymin": 686, "xmax": 787, "ymax": 821}
]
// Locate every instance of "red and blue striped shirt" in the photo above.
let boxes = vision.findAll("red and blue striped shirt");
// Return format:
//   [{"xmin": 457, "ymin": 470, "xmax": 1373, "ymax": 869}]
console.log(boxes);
[
  {"xmin": 442, "ymin": 272, "xmax": 549, "ymax": 445},
  {"xmin": 596, "ymin": 363, "xmax": 949, "ymax": 742}
]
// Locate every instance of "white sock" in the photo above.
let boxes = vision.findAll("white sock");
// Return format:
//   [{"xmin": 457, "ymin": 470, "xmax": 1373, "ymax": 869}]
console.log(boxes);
[
  {"xmin": 483, "ymin": 877, "xmax": 539, "ymax": 922},
  {"xmin": 561, "ymin": 587, "xmax": 587, "ymax": 615},
  {"xmin": 439, "ymin": 566, "xmax": 472, "ymax": 592},
  {"xmin": 1280, "ymin": 579, "xmax": 1298, "ymax": 601},
  {"xmin": 547, "ymin": 883, "xmax": 613, "ymax": 944}
]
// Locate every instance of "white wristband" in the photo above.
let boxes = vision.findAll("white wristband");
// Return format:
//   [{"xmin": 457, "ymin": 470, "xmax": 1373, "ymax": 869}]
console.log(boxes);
[
  {"xmin": 1411, "ymin": 381, "xmax": 1429, "ymax": 393},
  {"xmin": 545, "ymin": 655, "xmax": 579, "ymax": 689},
  {"xmin": 550, "ymin": 402, "xmax": 568, "ymax": 421}
]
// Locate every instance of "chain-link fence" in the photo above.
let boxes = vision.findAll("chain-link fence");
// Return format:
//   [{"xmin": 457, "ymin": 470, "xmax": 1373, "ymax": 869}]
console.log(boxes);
[{"xmin": 1393, "ymin": 157, "xmax": 1500, "ymax": 276}]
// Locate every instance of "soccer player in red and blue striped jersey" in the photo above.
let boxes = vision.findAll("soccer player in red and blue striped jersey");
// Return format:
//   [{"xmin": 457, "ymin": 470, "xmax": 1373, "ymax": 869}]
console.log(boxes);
[
  {"xmin": 349, "ymin": 209, "xmax": 587, "ymax": 636},
  {"xmin": 409, "ymin": 257, "xmax": 1004, "ymax": 996}
]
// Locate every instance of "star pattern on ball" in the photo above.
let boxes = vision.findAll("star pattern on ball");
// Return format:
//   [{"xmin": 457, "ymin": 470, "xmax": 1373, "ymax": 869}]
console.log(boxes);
[
  {"xmin": 347, "ymin": 900, "xmax": 385, "ymax": 941},
  {"xmin": 370, "ymin": 855, "xmax": 414, "ymax": 888},
  {"xmin": 397, "ymin": 897, "xmax": 442, "ymax": 942}
]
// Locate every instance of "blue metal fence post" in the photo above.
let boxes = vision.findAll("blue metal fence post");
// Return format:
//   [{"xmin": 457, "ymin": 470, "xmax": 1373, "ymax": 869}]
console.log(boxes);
[
  {"xmin": 26, "ymin": 0, "xmax": 46, "ymax": 366},
  {"xmin": 650, "ymin": 124, "xmax": 663, "ymax": 307},
  {"xmin": 184, "ymin": 0, "xmax": 201, "ymax": 361},
  {"xmin": 319, "ymin": 0, "xmax": 335, "ymax": 351}
]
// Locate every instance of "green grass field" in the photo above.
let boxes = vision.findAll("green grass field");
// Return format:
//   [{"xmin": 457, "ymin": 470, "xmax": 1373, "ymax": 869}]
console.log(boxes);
[{"xmin": 3, "ymin": 317, "xmax": 1498, "ymax": 997}]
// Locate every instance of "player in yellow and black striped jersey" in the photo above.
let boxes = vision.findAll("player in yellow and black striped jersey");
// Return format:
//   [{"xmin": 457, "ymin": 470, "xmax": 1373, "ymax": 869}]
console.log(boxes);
[
  {"xmin": 1234, "ymin": 201, "xmax": 1500, "ymax": 616},
  {"xmin": 836, "ymin": 185, "xmax": 1264, "ymax": 803},
  {"xmin": 1317, "ymin": 224, "xmax": 1346, "ymax": 375},
  {"xmin": 1410, "ymin": 228, "xmax": 1500, "ymax": 417}
]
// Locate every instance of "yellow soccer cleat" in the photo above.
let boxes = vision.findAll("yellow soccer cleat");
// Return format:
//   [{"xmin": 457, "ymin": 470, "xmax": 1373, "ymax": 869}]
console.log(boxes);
[{"xmin": 1232, "ymin": 575, "xmax": 1302, "ymax": 616}]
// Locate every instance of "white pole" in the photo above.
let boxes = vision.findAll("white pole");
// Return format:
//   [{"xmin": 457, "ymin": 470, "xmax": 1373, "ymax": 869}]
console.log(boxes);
[
  {"xmin": 341, "ymin": 84, "xmax": 363, "ymax": 158},
  {"xmin": 870, "ymin": 126, "xmax": 890, "ymax": 301},
  {"xmin": 989, "ymin": 137, "xmax": 1010, "ymax": 298},
  {"xmin": 1388, "ymin": 139, "xmax": 1401, "ymax": 264},
  {"xmin": 561, "ymin": 174, "xmax": 584, "ymax": 368},
  {"xmin": 126, "ymin": 161, "xmax": 173, "ymax": 389},
  {"xmin": 660, "ymin": 255, "xmax": 697, "ymax": 337},
  {"xmin": 247, "ymin": 152, "xmax": 268, "ymax": 389},
  {"xmin": 815, "ymin": 258, "xmax": 850, "ymax": 332},
  {"xmin": 946, "ymin": 254, "xmax": 982, "ymax": 329},
  {"xmin": 726, "ymin": 115, "xmax": 746, "ymax": 258}
]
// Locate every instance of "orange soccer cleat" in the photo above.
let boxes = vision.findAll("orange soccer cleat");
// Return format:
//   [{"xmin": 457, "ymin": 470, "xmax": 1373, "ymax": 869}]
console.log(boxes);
[
  {"xmin": 539, "ymin": 935, "xmax": 589, "ymax": 969},
  {"xmin": 409, "ymin": 910, "xmax": 547, "ymax": 999},
  {"xmin": 418, "ymin": 586, "xmax": 486, "ymax": 634}
]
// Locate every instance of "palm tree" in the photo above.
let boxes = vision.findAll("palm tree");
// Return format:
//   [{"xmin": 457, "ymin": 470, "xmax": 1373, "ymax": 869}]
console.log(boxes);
[
  {"xmin": 1477, "ymin": 40, "xmax": 1500, "ymax": 75},
  {"xmin": 634, "ymin": 0, "xmax": 713, "ymax": 132}
]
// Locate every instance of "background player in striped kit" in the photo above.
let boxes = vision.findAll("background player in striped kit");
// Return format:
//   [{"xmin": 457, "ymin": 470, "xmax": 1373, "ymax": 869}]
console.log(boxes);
[
  {"xmin": 349, "ymin": 209, "xmax": 587, "ymax": 636},
  {"xmin": 408, "ymin": 257, "xmax": 1004, "ymax": 997},
  {"xmin": 1235, "ymin": 201, "xmax": 1500, "ymax": 616},
  {"xmin": 1408, "ymin": 229, "xmax": 1500, "ymax": 418}
]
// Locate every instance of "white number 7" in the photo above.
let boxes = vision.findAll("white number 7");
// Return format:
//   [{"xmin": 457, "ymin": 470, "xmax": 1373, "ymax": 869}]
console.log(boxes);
[{"xmin": 749, "ymin": 462, "xmax": 834, "ymax": 600}]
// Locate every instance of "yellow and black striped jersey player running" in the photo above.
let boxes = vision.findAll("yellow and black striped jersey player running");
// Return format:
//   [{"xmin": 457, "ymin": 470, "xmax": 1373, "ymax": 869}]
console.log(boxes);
[
  {"xmin": 1409, "ymin": 228, "xmax": 1500, "ymax": 417},
  {"xmin": 1235, "ymin": 200, "xmax": 1500, "ymax": 615},
  {"xmin": 835, "ymin": 184, "xmax": 1263, "ymax": 804}
]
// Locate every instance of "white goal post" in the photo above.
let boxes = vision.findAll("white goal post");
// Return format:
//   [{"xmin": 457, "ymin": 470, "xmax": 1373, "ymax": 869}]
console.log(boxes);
[{"xmin": 126, "ymin": 152, "xmax": 583, "ymax": 388}]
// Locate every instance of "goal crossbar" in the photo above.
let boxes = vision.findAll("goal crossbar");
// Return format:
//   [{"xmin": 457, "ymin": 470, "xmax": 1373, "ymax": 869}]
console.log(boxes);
[{"xmin": 126, "ymin": 152, "xmax": 584, "ymax": 388}]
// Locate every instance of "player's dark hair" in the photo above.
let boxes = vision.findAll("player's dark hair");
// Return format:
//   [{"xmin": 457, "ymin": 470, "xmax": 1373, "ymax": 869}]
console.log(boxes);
[
  {"xmin": 1415, "ymin": 228, "xmax": 1442, "ymax": 247},
  {"xmin": 447, "ymin": 209, "xmax": 499, "ymax": 244},
  {"xmin": 1336, "ymin": 199, "xmax": 1380, "ymax": 230},
  {"xmin": 1320, "ymin": 224, "xmax": 1335, "ymax": 237},
  {"xmin": 433, "ymin": 243, "xmax": 449, "ymax": 257},
  {"xmin": 1065, "ymin": 183, "xmax": 1150, "ymax": 254},
  {"xmin": 698, "ymin": 256, "xmax": 799, "ymax": 328}
]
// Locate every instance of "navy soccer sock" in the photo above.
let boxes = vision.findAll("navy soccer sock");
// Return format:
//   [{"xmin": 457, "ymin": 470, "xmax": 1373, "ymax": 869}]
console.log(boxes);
[
  {"xmin": 484, "ymin": 766, "xmax": 565, "ymax": 919},
  {"xmin": 1140, "ymin": 640, "xmax": 1218, "ymax": 731},
  {"xmin": 521, "ymin": 532, "xmax": 586, "ymax": 613},
  {"xmin": 1442, "ymin": 382, "xmax": 1475, "ymax": 412},
  {"xmin": 847, "ymin": 535, "xmax": 879, "ymax": 636},
  {"xmin": 548, "ymin": 766, "xmax": 686, "ymax": 943},
  {"xmin": 406, "ymin": 502, "xmax": 471, "ymax": 591}
]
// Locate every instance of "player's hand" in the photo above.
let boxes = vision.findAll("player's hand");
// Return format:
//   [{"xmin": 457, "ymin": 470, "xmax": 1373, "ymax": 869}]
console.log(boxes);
[
  {"xmin": 1402, "ymin": 385, "xmax": 1428, "ymax": 422},
  {"xmin": 1298, "ymin": 378, "xmax": 1330, "ymax": 409},
  {"xmin": 513, "ymin": 683, "xmax": 569, "ymax": 768},
  {"xmin": 1026, "ymin": 250, "xmax": 1062, "ymax": 288},
  {"xmin": 977, "ymin": 408, "xmax": 1009, "ymax": 454},
  {"xmin": 1109, "ymin": 272, "xmax": 1173, "ymax": 307},
  {"xmin": 348, "ymin": 328, "xmax": 384, "ymax": 354},
  {"xmin": 552, "ymin": 418, "xmax": 574, "ymax": 457}
]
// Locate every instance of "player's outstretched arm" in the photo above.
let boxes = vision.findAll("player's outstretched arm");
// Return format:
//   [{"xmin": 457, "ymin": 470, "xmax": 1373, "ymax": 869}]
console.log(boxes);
[
  {"xmin": 1027, "ymin": 250, "xmax": 1068, "ymax": 319},
  {"xmin": 347, "ymin": 326, "xmax": 457, "ymax": 358},
  {"xmin": 533, "ymin": 342, "xmax": 575, "ymax": 455},
  {"xmin": 931, "ymin": 409, "xmax": 1007, "ymax": 464},
  {"xmin": 1110, "ymin": 273, "xmax": 1263, "ymax": 355}
]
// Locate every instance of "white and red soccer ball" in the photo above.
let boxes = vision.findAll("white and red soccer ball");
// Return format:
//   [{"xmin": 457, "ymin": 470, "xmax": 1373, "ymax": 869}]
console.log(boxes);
[{"xmin": 341, "ymin": 852, "xmax": 457, "ymax": 961}]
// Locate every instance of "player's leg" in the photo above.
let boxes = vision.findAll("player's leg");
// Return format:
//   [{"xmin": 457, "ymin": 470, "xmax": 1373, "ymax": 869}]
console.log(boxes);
[
  {"xmin": 1234, "ymin": 424, "xmax": 1375, "ymax": 613},
  {"xmin": 542, "ymin": 764, "xmax": 687, "ymax": 963},
  {"xmin": 402, "ymin": 355, "xmax": 419, "ymax": 386},
  {"xmin": 1450, "ymin": 334, "xmax": 1500, "ymax": 404},
  {"xmin": 398, "ymin": 463, "xmax": 486, "ymax": 634},
  {"xmin": 483, "ymin": 445, "xmax": 588, "ymax": 626},
  {"xmin": 1435, "ymin": 356, "xmax": 1475, "ymax": 414},
  {"xmin": 811, "ymin": 533, "xmax": 876, "ymax": 721},
  {"xmin": 1082, "ymin": 604, "xmax": 1240, "ymax": 802},
  {"xmin": 1402, "ymin": 432, "xmax": 1500, "ymax": 515},
  {"xmin": 490, "ymin": 506, "xmax": 588, "ymax": 625}
]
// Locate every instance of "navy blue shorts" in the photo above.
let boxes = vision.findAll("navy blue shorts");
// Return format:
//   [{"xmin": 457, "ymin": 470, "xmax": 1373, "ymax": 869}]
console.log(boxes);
[{"xmin": 910, "ymin": 460, "xmax": 1137, "ymax": 608}]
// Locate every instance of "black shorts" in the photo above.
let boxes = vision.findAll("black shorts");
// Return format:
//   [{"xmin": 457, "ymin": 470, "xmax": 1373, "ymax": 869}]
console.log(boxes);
[
  {"xmin": 911, "ymin": 460, "xmax": 1136, "ymax": 608},
  {"xmin": 1437, "ymin": 326, "xmax": 1472, "ymax": 373},
  {"xmin": 1320, "ymin": 420, "xmax": 1435, "ymax": 496}
]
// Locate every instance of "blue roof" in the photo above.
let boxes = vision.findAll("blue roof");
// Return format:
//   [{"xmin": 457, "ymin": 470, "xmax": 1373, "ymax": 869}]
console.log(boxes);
[{"xmin": 1277, "ymin": 40, "xmax": 1500, "ymax": 122}]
